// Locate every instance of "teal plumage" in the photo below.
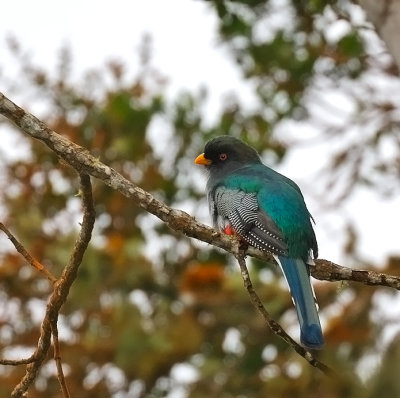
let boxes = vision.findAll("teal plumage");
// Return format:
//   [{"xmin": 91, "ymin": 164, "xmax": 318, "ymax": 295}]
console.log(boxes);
[
  {"xmin": 222, "ymin": 165, "xmax": 317, "ymax": 260},
  {"xmin": 195, "ymin": 136, "xmax": 324, "ymax": 349}
]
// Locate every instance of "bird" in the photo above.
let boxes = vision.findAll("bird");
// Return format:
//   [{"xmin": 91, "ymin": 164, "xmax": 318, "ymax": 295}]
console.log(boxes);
[{"xmin": 194, "ymin": 135, "xmax": 324, "ymax": 349}]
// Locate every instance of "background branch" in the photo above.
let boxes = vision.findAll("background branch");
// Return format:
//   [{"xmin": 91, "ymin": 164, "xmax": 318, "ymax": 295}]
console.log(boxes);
[
  {"xmin": 0, "ymin": 222, "xmax": 57, "ymax": 284},
  {"xmin": 8, "ymin": 174, "xmax": 95, "ymax": 398},
  {"xmin": 51, "ymin": 320, "xmax": 70, "ymax": 398},
  {"xmin": 358, "ymin": 0, "xmax": 400, "ymax": 73}
]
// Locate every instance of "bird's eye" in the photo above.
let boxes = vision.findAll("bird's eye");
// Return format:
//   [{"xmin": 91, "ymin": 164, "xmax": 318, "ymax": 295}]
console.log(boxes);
[{"xmin": 219, "ymin": 153, "xmax": 227, "ymax": 161}]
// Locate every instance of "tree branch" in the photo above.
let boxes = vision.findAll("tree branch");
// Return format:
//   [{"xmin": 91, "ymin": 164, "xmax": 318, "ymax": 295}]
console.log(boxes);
[
  {"xmin": 234, "ymin": 248, "xmax": 336, "ymax": 377},
  {"xmin": 358, "ymin": 0, "xmax": 400, "ymax": 74},
  {"xmin": 51, "ymin": 320, "xmax": 71, "ymax": 398},
  {"xmin": 312, "ymin": 259, "xmax": 400, "ymax": 290},
  {"xmin": 0, "ymin": 357, "xmax": 36, "ymax": 366},
  {"xmin": 0, "ymin": 222, "xmax": 57, "ymax": 284},
  {"xmin": 1, "ymin": 91, "xmax": 398, "ymax": 290},
  {"xmin": 9, "ymin": 174, "xmax": 95, "ymax": 398}
]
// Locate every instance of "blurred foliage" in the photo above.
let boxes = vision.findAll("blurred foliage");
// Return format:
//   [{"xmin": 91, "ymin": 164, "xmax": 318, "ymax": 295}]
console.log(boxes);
[
  {"xmin": 0, "ymin": 1, "xmax": 400, "ymax": 397},
  {"xmin": 211, "ymin": 0, "xmax": 400, "ymax": 205}
]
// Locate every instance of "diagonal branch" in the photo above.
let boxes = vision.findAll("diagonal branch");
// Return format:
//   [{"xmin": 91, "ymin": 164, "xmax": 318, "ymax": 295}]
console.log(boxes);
[
  {"xmin": 0, "ymin": 92, "xmax": 399, "ymax": 290},
  {"xmin": 234, "ymin": 248, "xmax": 336, "ymax": 377},
  {"xmin": 10, "ymin": 174, "xmax": 95, "ymax": 398},
  {"xmin": 0, "ymin": 222, "xmax": 57, "ymax": 283}
]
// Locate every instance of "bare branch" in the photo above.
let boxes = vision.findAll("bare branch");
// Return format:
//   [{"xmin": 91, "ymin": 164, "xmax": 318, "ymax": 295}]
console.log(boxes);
[
  {"xmin": 10, "ymin": 174, "xmax": 95, "ymax": 398},
  {"xmin": 358, "ymin": 0, "xmax": 400, "ymax": 74},
  {"xmin": 0, "ymin": 222, "xmax": 57, "ymax": 283},
  {"xmin": 0, "ymin": 357, "xmax": 35, "ymax": 366},
  {"xmin": 1, "ymin": 91, "xmax": 398, "ymax": 290},
  {"xmin": 234, "ymin": 248, "xmax": 336, "ymax": 377},
  {"xmin": 248, "ymin": 251, "xmax": 400, "ymax": 291},
  {"xmin": 312, "ymin": 259, "xmax": 400, "ymax": 290},
  {"xmin": 51, "ymin": 320, "xmax": 71, "ymax": 398}
]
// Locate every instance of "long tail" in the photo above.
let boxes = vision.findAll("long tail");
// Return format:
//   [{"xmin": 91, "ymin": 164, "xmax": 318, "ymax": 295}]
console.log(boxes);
[{"xmin": 275, "ymin": 256, "xmax": 324, "ymax": 349}]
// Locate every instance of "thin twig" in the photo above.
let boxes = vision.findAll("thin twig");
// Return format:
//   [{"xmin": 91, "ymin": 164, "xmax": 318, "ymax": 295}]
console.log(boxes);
[
  {"xmin": 51, "ymin": 320, "xmax": 70, "ymax": 398},
  {"xmin": 0, "ymin": 356, "xmax": 36, "ymax": 366},
  {"xmin": 0, "ymin": 222, "xmax": 57, "ymax": 283},
  {"xmin": 10, "ymin": 174, "xmax": 95, "ymax": 398},
  {"xmin": 234, "ymin": 248, "xmax": 336, "ymax": 377}
]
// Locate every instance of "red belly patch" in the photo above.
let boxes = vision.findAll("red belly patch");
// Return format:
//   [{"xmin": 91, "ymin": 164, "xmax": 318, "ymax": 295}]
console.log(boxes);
[{"xmin": 223, "ymin": 224, "xmax": 235, "ymax": 236}]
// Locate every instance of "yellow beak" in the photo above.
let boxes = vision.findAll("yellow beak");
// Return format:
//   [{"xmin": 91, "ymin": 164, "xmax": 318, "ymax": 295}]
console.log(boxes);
[{"xmin": 194, "ymin": 153, "xmax": 212, "ymax": 166}]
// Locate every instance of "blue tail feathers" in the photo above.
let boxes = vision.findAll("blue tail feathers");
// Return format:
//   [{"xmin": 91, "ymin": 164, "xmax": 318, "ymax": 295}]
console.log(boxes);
[{"xmin": 277, "ymin": 256, "xmax": 324, "ymax": 349}]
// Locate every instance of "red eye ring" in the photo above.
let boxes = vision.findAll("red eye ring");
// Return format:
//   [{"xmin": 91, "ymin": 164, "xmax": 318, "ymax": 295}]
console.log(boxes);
[{"xmin": 219, "ymin": 153, "xmax": 227, "ymax": 161}]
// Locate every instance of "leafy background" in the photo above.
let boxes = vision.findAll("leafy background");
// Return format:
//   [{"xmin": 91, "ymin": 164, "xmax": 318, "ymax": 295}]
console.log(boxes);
[{"xmin": 1, "ymin": 1, "xmax": 400, "ymax": 397}]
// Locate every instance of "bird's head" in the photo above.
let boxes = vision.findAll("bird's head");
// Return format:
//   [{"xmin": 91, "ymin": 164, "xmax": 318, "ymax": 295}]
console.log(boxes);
[{"xmin": 195, "ymin": 136, "xmax": 261, "ymax": 175}]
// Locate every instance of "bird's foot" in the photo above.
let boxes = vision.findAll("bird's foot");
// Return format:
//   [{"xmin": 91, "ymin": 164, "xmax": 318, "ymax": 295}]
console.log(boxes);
[{"xmin": 238, "ymin": 239, "xmax": 248, "ymax": 253}]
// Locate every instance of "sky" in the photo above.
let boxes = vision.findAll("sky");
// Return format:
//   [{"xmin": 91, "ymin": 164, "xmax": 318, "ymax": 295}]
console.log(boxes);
[
  {"xmin": 1, "ymin": 1, "xmax": 255, "ymax": 116},
  {"xmin": 1, "ymin": 0, "xmax": 399, "ymax": 267}
]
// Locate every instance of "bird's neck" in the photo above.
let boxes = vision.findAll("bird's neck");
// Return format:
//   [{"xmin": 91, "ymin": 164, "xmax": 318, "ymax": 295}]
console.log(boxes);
[{"xmin": 207, "ymin": 161, "xmax": 259, "ymax": 189}]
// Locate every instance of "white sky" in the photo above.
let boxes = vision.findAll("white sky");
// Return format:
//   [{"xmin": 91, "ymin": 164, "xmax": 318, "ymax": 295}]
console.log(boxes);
[
  {"xmin": 1, "ymin": 0, "xmax": 399, "ymax": 267},
  {"xmin": 1, "ymin": 1, "xmax": 255, "ymax": 114}
]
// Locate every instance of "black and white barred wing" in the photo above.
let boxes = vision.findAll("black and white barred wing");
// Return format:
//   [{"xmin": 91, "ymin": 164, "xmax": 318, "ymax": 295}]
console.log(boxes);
[{"xmin": 212, "ymin": 186, "xmax": 288, "ymax": 255}]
